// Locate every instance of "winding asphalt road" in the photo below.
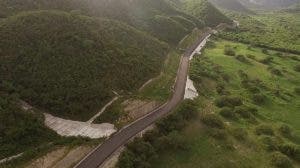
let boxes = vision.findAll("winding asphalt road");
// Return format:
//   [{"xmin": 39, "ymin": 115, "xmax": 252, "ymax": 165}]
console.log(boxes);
[{"xmin": 75, "ymin": 29, "xmax": 212, "ymax": 168}]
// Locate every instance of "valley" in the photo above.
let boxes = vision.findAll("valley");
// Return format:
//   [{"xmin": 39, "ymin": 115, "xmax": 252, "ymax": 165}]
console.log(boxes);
[{"xmin": 0, "ymin": 0, "xmax": 300, "ymax": 168}]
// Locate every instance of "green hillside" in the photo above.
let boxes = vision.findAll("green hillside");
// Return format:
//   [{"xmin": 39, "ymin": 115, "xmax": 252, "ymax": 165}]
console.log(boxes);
[
  {"xmin": 0, "ymin": 0, "xmax": 231, "ymax": 121},
  {"xmin": 182, "ymin": 0, "xmax": 232, "ymax": 26},
  {"xmin": 239, "ymin": 0, "xmax": 299, "ymax": 10},
  {"xmin": 0, "ymin": 0, "xmax": 203, "ymax": 44},
  {"xmin": 117, "ymin": 38, "xmax": 300, "ymax": 168},
  {"xmin": 220, "ymin": 12, "xmax": 300, "ymax": 54},
  {"xmin": 208, "ymin": 0, "xmax": 253, "ymax": 13},
  {"xmin": 0, "ymin": 11, "xmax": 168, "ymax": 120},
  {"xmin": 0, "ymin": 92, "xmax": 57, "ymax": 160}
]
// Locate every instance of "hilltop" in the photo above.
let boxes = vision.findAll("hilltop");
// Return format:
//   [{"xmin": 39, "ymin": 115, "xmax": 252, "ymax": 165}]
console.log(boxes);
[
  {"xmin": 178, "ymin": 0, "xmax": 232, "ymax": 26},
  {"xmin": 0, "ymin": 0, "xmax": 201, "ymax": 44},
  {"xmin": 239, "ymin": 0, "xmax": 300, "ymax": 10},
  {"xmin": 208, "ymin": 0, "xmax": 253, "ymax": 13}
]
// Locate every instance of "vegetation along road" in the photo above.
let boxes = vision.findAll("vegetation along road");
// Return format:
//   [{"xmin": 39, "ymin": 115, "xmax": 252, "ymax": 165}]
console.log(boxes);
[{"xmin": 75, "ymin": 29, "xmax": 212, "ymax": 168}]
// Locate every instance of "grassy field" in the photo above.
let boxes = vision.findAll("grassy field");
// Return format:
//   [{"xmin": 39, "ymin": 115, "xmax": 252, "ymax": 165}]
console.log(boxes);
[
  {"xmin": 205, "ymin": 39, "xmax": 300, "ymax": 132},
  {"xmin": 220, "ymin": 12, "xmax": 300, "ymax": 53},
  {"xmin": 149, "ymin": 38, "xmax": 300, "ymax": 168}
]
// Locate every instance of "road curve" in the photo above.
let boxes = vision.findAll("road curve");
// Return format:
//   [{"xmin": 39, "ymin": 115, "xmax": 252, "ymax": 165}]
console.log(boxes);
[{"xmin": 75, "ymin": 30, "xmax": 212, "ymax": 168}]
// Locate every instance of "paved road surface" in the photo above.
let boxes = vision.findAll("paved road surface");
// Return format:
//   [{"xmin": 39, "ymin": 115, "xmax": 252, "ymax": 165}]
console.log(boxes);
[{"xmin": 75, "ymin": 30, "xmax": 212, "ymax": 168}]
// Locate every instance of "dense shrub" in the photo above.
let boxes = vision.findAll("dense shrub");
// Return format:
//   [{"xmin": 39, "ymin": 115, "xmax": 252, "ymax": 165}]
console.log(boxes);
[
  {"xmin": 219, "ymin": 107, "xmax": 236, "ymax": 119},
  {"xmin": 295, "ymin": 87, "xmax": 300, "ymax": 95},
  {"xmin": 207, "ymin": 128, "xmax": 228, "ymax": 140},
  {"xmin": 246, "ymin": 54, "xmax": 256, "ymax": 60},
  {"xmin": 183, "ymin": 0, "xmax": 231, "ymax": 26},
  {"xmin": 152, "ymin": 131, "xmax": 188, "ymax": 151},
  {"xmin": 268, "ymin": 67, "xmax": 283, "ymax": 76},
  {"xmin": 0, "ymin": 93, "xmax": 57, "ymax": 159},
  {"xmin": 165, "ymin": 131, "xmax": 188, "ymax": 150},
  {"xmin": 234, "ymin": 106, "xmax": 250, "ymax": 118},
  {"xmin": 224, "ymin": 47, "xmax": 236, "ymax": 56},
  {"xmin": 206, "ymin": 41, "xmax": 216, "ymax": 48},
  {"xmin": 177, "ymin": 100, "xmax": 198, "ymax": 121},
  {"xmin": 156, "ymin": 100, "xmax": 197, "ymax": 134},
  {"xmin": 190, "ymin": 56, "xmax": 221, "ymax": 80},
  {"xmin": 170, "ymin": 15, "xmax": 196, "ymax": 31},
  {"xmin": 252, "ymin": 93, "xmax": 267, "ymax": 105},
  {"xmin": 94, "ymin": 102, "xmax": 122, "ymax": 124},
  {"xmin": 143, "ymin": 129, "xmax": 161, "ymax": 144},
  {"xmin": 215, "ymin": 96, "xmax": 243, "ymax": 108},
  {"xmin": 201, "ymin": 113, "xmax": 225, "ymax": 129},
  {"xmin": 231, "ymin": 127, "xmax": 248, "ymax": 141},
  {"xmin": 262, "ymin": 49, "xmax": 269, "ymax": 55},
  {"xmin": 247, "ymin": 86, "xmax": 261, "ymax": 93},
  {"xmin": 216, "ymin": 84, "xmax": 230, "ymax": 95},
  {"xmin": 278, "ymin": 144, "xmax": 300, "ymax": 161},
  {"xmin": 260, "ymin": 56, "xmax": 273, "ymax": 64},
  {"xmin": 149, "ymin": 15, "xmax": 188, "ymax": 44},
  {"xmin": 117, "ymin": 150, "xmax": 135, "ymax": 168},
  {"xmin": 293, "ymin": 64, "xmax": 300, "ymax": 72},
  {"xmin": 278, "ymin": 124, "xmax": 292, "ymax": 137},
  {"xmin": 235, "ymin": 55, "xmax": 249, "ymax": 63},
  {"xmin": 221, "ymin": 73, "xmax": 231, "ymax": 82},
  {"xmin": 238, "ymin": 70, "xmax": 249, "ymax": 80},
  {"xmin": 271, "ymin": 152, "xmax": 293, "ymax": 168},
  {"xmin": 156, "ymin": 114, "xmax": 186, "ymax": 134},
  {"xmin": 118, "ymin": 99, "xmax": 198, "ymax": 167},
  {"xmin": 0, "ymin": 11, "xmax": 169, "ymax": 121},
  {"xmin": 260, "ymin": 136, "xmax": 279, "ymax": 151},
  {"xmin": 118, "ymin": 138, "xmax": 157, "ymax": 168},
  {"xmin": 291, "ymin": 56, "xmax": 300, "ymax": 61},
  {"xmin": 247, "ymin": 106, "xmax": 259, "ymax": 116},
  {"xmin": 255, "ymin": 124, "xmax": 274, "ymax": 136}
]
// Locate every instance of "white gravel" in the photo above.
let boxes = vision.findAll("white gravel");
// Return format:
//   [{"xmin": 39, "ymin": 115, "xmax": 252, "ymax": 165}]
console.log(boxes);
[
  {"xmin": 184, "ymin": 34, "xmax": 211, "ymax": 100},
  {"xmin": 184, "ymin": 76, "xmax": 199, "ymax": 100},
  {"xmin": 190, "ymin": 34, "xmax": 211, "ymax": 60},
  {"xmin": 44, "ymin": 113, "xmax": 116, "ymax": 139}
]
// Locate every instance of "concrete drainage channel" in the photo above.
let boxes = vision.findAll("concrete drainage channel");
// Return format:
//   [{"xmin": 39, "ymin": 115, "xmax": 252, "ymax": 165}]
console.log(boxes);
[
  {"xmin": 184, "ymin": 34, "xmax": 211, "ymax": 100},
  {"xmin": 44, "ymin": 96, "xmax": 119, "ymax": 139},
  {"xmin": 21, "ymin": 97, "xmax": 119, "ymax": 139}
]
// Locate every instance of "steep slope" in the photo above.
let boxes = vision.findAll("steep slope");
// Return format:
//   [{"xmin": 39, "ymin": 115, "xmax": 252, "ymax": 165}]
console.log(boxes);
[
  {"xmin": 239, "ymin": 0, "xmax": 300, "ymax": 9},
  {"xmin": 0, "ymin": 11, "xmax": 168, "ymax": 120},
  {"xmin": 0, "ymin": 92, "xmax": 57, "ymax": 159},
  {"xmin": 208, "ymin": 0, "xmax": 253, "ymax": 13},
  {"xmin": 182, "ymin": 0, "xmax": 232, "ymax": 26},
  {"xmin": 0, "ymin": 0, "xmax": 203, "ymax": 44}
]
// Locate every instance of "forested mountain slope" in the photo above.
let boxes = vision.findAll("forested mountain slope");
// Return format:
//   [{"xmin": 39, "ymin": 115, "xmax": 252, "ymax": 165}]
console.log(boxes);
[
  {"xmin": 0, "ymin": 0, "xmax": 231, "ymax": 121},
  {"xmin": 0, "ymin": 11, "xmax": 168, "ymax": 120},
  {"xmin": 208, "ymin": 0, "xmax": 253, "ymax": 13},
  {"xmin": 0, "ymin": 92, "xmax": 57, "ymax": 160},
  {"xmin": 0, "ymin": 0, "xmax": 203, "ymax": 44},
  {"xmin": 180, "ymin": 0, "xmax": 232, "ymax": 26},
  {"xmin": 239, "ymin": 0, "xmax": 300, "ymax": 9}
]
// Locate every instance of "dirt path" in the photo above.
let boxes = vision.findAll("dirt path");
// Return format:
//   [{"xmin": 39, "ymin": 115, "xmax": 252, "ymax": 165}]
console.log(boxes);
[{"xmin": 87, "ymin": 96, "xmax": 119, "ymax": 124}]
